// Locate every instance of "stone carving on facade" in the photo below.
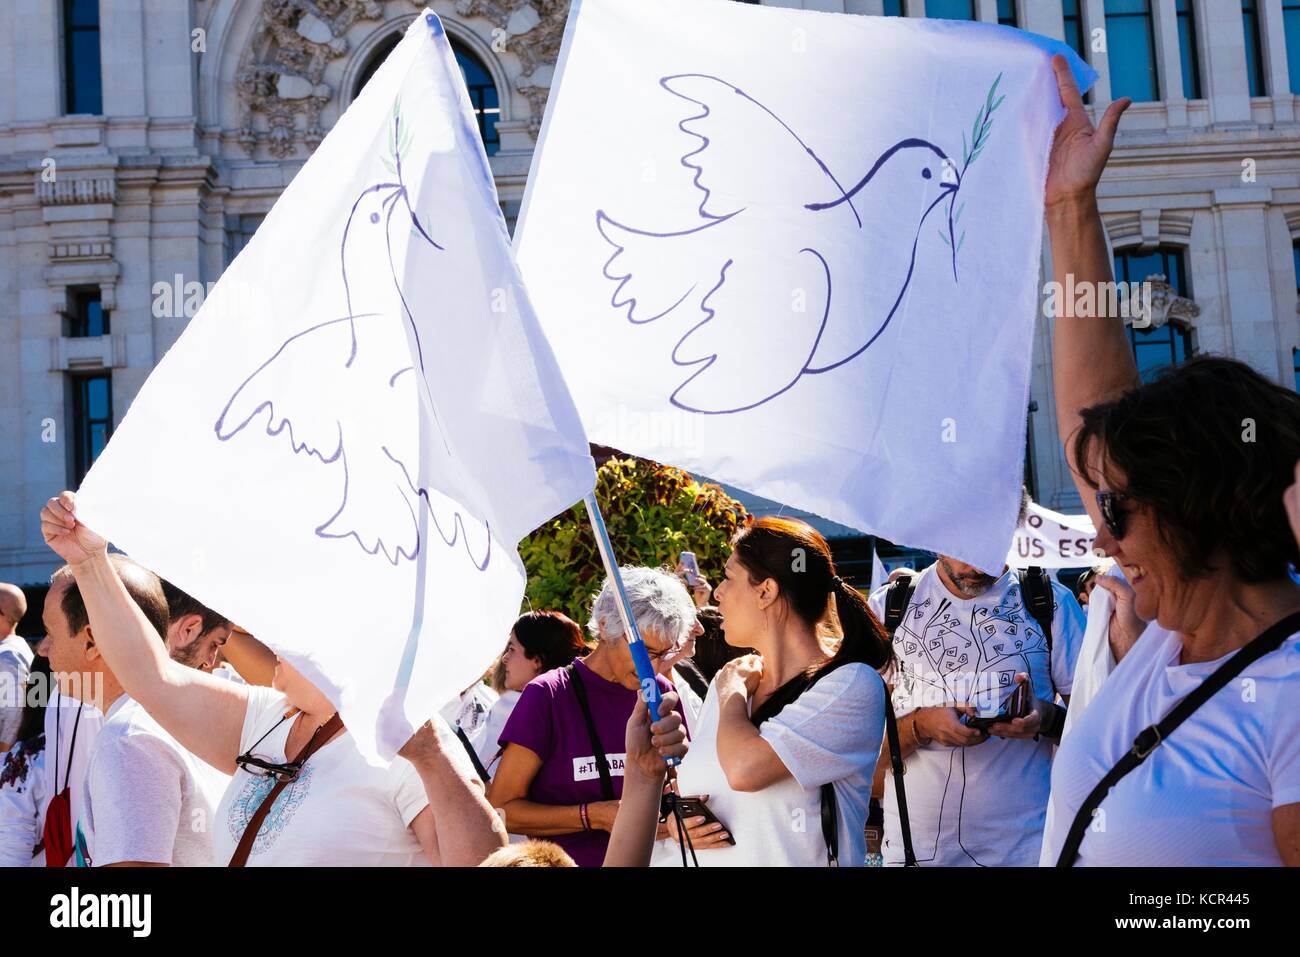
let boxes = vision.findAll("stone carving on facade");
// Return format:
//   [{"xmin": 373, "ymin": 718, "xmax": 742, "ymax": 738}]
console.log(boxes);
[
  {"xmin": 1132, "ymin": 274, "xmax": 1200, "ymax": 331},
  {"xmin": 35, "ymin": 176, "xmax": 116, "ymax": 206},
  {"xmin": 236, "ymin": 0, "xmax": 384, "ymax": 158},
  {"xmin": 433, "ymin": 0, "xmax": 571, "ymax": 136}
]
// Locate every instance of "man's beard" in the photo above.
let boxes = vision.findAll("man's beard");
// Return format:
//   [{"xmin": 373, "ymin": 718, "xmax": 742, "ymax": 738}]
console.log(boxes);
[
  {"xmin": 938, "ymin": 558, "xmax": 999, "ymax": 598},
  {"xmin": 170, "ymin": 639, "xmax": 209, "ymax": 671}
]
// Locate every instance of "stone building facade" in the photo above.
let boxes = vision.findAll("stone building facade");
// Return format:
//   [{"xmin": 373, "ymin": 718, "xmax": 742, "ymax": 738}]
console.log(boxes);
[{"xmin": 2, "ymin": 0, "xmax": 1299, "ymax": 585}]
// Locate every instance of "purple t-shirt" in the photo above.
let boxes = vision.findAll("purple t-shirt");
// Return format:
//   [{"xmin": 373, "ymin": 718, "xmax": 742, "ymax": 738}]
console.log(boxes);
[{"xmin": 498, "ymin": 657, "xmax": 676, "ymax": 867}]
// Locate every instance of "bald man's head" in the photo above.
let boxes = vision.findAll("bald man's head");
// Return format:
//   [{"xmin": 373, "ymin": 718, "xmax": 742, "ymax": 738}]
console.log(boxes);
[{"xmin": 0, "ymin": 583, "xmax": 26, "ymax": 637}]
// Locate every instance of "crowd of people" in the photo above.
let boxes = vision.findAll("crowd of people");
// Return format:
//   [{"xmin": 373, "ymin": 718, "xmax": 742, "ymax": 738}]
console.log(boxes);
[{"xmin": 1, "ymin": 56, "xmax": 1299, "ymax": 868}]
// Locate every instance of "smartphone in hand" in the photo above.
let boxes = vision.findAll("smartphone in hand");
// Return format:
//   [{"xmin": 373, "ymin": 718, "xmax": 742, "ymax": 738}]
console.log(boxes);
[
  {"xmin": 674, "ymin": 795, "xmax": 736, "ymax": 845},
  {"xmin": 679, "ymin": 550, "xmax": 702, "ymax": 587}
]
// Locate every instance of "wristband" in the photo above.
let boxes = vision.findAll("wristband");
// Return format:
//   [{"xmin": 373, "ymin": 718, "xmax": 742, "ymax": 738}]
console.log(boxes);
[
  {"xmin": 579, "ymin": 802, "xmax": 591, "ymax": 831},
  {"xmin": 910, "ymin": 714, "xmax": 929, "ymax": 750}
]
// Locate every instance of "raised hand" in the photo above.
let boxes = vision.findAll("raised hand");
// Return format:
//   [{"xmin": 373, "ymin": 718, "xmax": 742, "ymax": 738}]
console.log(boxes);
[
  {"xmin": 39, "ymin": 491, "xmax": 108, "ymax": 566},
  {"xmin": 1044, "ymin": 53, "xmax": 1130, "ymax": 210}
]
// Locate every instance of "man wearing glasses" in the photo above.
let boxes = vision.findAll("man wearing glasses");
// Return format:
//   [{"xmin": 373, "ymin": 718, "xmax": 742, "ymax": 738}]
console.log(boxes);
[{"xmin": 0, "ymin": 582, "xmax": 34, "ymax": 753}]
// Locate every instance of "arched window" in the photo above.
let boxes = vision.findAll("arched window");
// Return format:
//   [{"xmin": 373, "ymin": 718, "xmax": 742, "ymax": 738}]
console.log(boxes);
[
  {"xmin": 1105, "ymin": 0, "xmax": 1160, "ymax": 102},
  {"xmin": 354, "ymin": 32, "xmax": 501, "ymax": 156},
  {"xmin": 1113, "ymin": 246, "xmax": 1193, "ymax": 383}
]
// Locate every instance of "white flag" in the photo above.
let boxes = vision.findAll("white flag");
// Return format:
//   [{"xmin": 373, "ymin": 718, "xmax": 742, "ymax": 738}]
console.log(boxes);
[
  {"xmin": 1007, "ymin": 500, "xmax": 1098, "ymax": 570},
  {"xmin": 76, "ymin": 11, "xmax": 595, "ymax": 762},
  {"xmin": 516, "ymin": 0, "xmax": 1096, "ymax": 572}
]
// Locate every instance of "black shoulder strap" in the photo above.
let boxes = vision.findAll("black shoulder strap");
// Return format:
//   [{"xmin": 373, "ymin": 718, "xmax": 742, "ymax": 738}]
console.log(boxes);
[
  {"xmin": 674, "ymin": 659, "xmax": 710, "ymax": 701},
  {"xmin": 883, "ymin": 577, "xmax": 916, "ymax": 637},
  {"xmin": 567, "ymin": 664, "xmax": 615, "ymax": 801},
  {"xmin": 1056, "ymin": 610, "xmax": 1300, "ymax": 866},
  {"xmin": 453, "ymin": 724, "xmax": 492, "ymax": 785},
  {"xmin": 1019, "ymin": 566, "xmax": 1057, "ymax": 699}
]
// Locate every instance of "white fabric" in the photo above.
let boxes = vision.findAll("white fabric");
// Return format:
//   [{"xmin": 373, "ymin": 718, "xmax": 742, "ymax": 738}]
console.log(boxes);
[
  {"xmin": 1041, "ymin": 622, "xmax": 1300, "ymax": 866},
  {"xmin": 1062, "ymin": 564, "xmax": 1127, "ymax": 734},
  {"xmin": 1007, "ymin": 501, "xmax": 1097, "ymax": 569},
  {"xmin": 78, "ymin": 696, "xmax": 217, "ymax": 867},
  {"xmin": 515, "ymin": 0, "xmax": 1096, "ymax": 573},
  {"xmin": 73, "ymin": 11, "xmax": 594, "ymax": 764},
  {"xmin": 0, "ymin": 635, "xmax": 34, "ymax": 746},
  {"xmin": 468, "ymin": 688, "xmax": 520, "ymax": 777},
  {"xmin": 669, "ymin": 666, "xmax": 705, "ymax": 733},
  {"xmin": 0, "ymin": 742, "xmax": 45, "ymax": 865},
  {"xmin": 665, "ymin": 664, "xmax": 885, "ymax": 867},
  {"xmin": 869, "ymin": 565, "xmax": 1084, "ymax": 866},
  {"xmin": 40, "ymin": 691, "xmax": 104, "ymax": 865},
  {"xmin": 440, "ymin": 681, "xmax": 498, "ymax": 738},
  {"xmin": 211, "ymin": 686, "xmax": 435, "ymax": 867}
]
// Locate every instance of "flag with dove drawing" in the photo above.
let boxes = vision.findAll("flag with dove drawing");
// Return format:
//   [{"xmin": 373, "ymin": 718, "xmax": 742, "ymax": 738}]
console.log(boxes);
[
  {"xmin": 516, "ymin": 0, "xmax": 1096, "ymax": 572},
  {"xmin": 75, "ymin": 11, "xmax": 595, "ymax": 763}
]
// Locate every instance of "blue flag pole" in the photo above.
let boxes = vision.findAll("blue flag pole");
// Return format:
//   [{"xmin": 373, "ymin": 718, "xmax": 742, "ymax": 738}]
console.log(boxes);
[{"xmin": 583, "ymin": 492, "xmax": 678, "ymax": 767}]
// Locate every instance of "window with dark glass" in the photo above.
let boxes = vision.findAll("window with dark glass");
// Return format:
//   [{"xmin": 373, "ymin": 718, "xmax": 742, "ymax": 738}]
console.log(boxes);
[
  {"xmin": 1175, "ymin": 0, "xmax": 1202, "ymax": 99},
  {"xmin": 927, "ymin": 0, "xmax": 976, "ymax": 19},
  {"xmin": 70, "ymin": 373, "xmax": 112, "ymax": 486},
  {"xmin": 1062, "ymin": 0, "xmax": 1093, "ymax": 103},
  {"xmin": 998, "ymin": 1, "xmax": 1017, "ymax": 27},
  {"xmin": 63, "ymin": 0, "xmax": 102, "ymax": 115},
  {"xmin": 1294, "ymin": 347, "xmax": 1300, "ymax": 393},
  {"xmin": 1113, "ymin": 246, "xmax": 1192, "ymax": 383},
  {"xmin": 1242, "ymin": 0, "xmax": 1268, "ymax": 96},
  {"xmin": 354, "ymin": 34, "xmax": 500, "ymax": 156},
  {"xmin": 1105, "ymin": 0, "xmax": 1160, "ymax": 102},
  {"xmin": 883, "ymin": 0, "xmax": 904, "ymax": 14},
  {"xmin": 66, "ymin": 289, "xmax": 108, "ymax": 338},
  {"xmin": 453, "ymin": 41, "xmax": 501, "ymax": 156},
  {"xmin": 1285, "ymin": 0, "xmax": 1300, "ymax": 94}
]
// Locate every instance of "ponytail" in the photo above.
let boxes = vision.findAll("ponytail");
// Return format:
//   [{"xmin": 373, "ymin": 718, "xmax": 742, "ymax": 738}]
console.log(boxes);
[{"xmin": 827, "ymin": 578, "xmax": 892, "ymax": 672}]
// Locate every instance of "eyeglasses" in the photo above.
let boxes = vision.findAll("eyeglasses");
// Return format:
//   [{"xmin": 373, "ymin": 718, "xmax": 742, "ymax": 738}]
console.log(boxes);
[
  {"xmin": 234, "ymin": 752, "xmax": 304, "ymax": 784},
  {"xmin": 1095, "ymin": 490, "xmax": 1130, "ymax": 540}
]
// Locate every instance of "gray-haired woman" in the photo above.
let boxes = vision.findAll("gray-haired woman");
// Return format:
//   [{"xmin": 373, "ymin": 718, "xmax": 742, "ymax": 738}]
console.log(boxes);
[{"xmin": 487, "ymin": 566, "xmax": 700, "ymax": 867}]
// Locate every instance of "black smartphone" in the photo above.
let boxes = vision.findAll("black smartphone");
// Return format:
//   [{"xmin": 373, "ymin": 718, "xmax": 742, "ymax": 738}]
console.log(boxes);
[
  {"xmin": 963, "ymin": 681, "xmax": 1032, "ymax": 730},
  {"xmin": 675, "ymin": 795, "xmax": 736, "ymax": 845}
]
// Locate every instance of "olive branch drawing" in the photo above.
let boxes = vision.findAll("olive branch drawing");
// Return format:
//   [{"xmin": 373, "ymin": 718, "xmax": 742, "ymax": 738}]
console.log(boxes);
[
  {"xmin": 381, "ymin": 97, "xmax": 434, "ymax": 240},
  {"xmin": 938, "ymin": 73, "xmax": 1004, "ymax": 257}
]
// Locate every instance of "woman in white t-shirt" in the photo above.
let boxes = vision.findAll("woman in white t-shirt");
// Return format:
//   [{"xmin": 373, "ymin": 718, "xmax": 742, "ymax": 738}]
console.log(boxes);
[
  {"xmin": 668, "ymin": 517, "xmax": 889, "ymax": 866},
  {"xmin": 470, "ymin": 611, "xmax": 590, "ymax": 777},
  {"xmin": 1039, "ymin": 53, "xmax": 1300, "ymax": 865},
  {"xmin": 39, "ymin": 491, "xmax": 507, "ymax": 867}
]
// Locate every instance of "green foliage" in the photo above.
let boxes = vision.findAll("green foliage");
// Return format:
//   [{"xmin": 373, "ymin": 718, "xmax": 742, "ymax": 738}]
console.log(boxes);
[{"xmin": 518, "ymin": 457, "xmax": 749, "ymax": 625}]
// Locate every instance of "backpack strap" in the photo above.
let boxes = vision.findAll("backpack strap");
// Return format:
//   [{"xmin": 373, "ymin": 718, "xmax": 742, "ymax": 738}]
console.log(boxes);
[
  {"xmin": 1056, "ymin": 610, "xmax": 1300, "ymax": 866},
  {"xmin": 1019, "ymin": 566, "xmax": 1057, "ymax": 699},
  {"xmin": 567, "ymin": 664, "xmax": 615, "ymax": 802},
  {"xmin": 453, "ymin": 724, "xmax": 492, "ymax": 785},
  {"xmin": 880, "ymin": 574, "xmax": 919, "ymax": 866},
  {"xmin": 883, "ymin": 576, "xmax": 916, "ymax": 637}
]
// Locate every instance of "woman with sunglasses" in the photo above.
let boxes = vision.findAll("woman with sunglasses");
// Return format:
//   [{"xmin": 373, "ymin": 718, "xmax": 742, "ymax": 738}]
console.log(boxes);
[
  {"xmin": 487, "ymin": 566, "xmax": 698, "ymax": 867},
  {"xmin": 1037, "ymin": 55, "xmax": 1300, "ymax": 866},
  {"xmin": 39, "ymin": 491, "xmax": 507, "ymax": 867}
]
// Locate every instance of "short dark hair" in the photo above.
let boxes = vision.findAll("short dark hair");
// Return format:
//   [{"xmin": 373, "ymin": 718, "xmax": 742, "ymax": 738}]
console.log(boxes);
[
  {"xmin": 160, "ymin": 580, "xmax": 229, "ymax": 638},
  {"xmin": 1073, "ymin": 355, "xmax": 1300, "ymax": 583},
  {"xmin": 50, "ymin": 555, "xmax": 169, "ymax": 644},
  {"xmin": 511, "ymin": 611, "xmax": 589, "ymax": 673}
]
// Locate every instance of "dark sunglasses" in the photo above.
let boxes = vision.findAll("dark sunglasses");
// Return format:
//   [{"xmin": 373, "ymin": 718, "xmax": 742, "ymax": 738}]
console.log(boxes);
[{"xmin": 1095, "ymin": 490, "xmax": 1130, "ymax": 540}]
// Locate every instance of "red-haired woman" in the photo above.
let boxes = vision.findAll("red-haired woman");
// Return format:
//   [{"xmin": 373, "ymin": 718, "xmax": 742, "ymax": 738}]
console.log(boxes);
[{"xmin": 670, "ymin": 517, "xmax": 892, "ymax": 866}]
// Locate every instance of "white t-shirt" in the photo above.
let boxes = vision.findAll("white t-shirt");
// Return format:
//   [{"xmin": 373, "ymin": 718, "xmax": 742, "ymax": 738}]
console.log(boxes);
[
  {"xmin": 469, "ymin": 689, "xmax": 520, "ymax": 777},
  {"xmin": 666, "ymin": 663, "xmax": 885, "ymax": 867},
  {"xmin": 869, "ymin": 566, "xmax": 1084, "ymax": 866},
  {"xmin": 0, "ymin": 740, "xmax": 45, "ymax": 865},
  {"xmin": 440, "ymin": 682, "xmax": 498, "ymax": 739},
  {"xmin": 212, "ymin": 686, "xmax": 431, "ymax": 866},
  {"xmin": 1040, "ymin": 622, "xmax": 1300, "ymax": 866},
  {"xmin": 0, "ymin": 635, "xmax": 34, "ymax": 746},
  {"xmin": 41, "ymin": 692, "xmax": 104, "ymax": 865},
  {"xmin": 77, "ymin": 696, "xmax": 217, "ymax": 867}
]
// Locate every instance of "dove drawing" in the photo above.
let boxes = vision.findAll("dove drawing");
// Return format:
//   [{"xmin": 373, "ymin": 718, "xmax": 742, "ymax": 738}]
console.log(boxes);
[
  {"xmin": 214, "ymin": 105, "xmax": 491, "ymax": 571},
  {"xmin": 596, "ymin": 72, "xmax": 1003, "ymax": 415}
]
